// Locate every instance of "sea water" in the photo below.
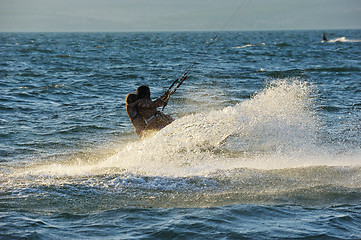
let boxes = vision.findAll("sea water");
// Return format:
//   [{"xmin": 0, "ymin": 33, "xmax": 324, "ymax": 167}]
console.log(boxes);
[{"xmin": 1, "ymin": 30, "xmax": 360, "ymax": 239}]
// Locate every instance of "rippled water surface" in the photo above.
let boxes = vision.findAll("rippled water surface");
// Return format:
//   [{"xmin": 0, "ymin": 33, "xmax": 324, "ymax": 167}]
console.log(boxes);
[{"xmin": 1, "ymin": 30, "xmax": 361, "ymax": 239}]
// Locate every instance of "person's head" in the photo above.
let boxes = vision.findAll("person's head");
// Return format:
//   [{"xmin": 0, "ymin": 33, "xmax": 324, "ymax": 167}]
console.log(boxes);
[
  {"xmin": 137, "ymin": 85, "xmax": 151, "ymax": 99},
  {"xmin": 126, "ymin": 93, "xmax": 138, "ymax": 105}
]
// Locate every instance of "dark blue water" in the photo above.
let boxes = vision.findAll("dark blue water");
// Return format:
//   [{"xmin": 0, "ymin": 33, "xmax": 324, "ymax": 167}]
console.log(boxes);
[{"xmin": 1, "ymin": 30, "xmax": 361, "ymax": 239}]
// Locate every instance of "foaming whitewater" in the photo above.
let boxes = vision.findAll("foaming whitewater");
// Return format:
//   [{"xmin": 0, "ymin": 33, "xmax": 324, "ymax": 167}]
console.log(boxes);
[
  {"xmin": 328, "ymin": 37, "xmax": 361, "ymax": 43},
  {"xmin": 15, "ymin": 78, "xmax": 360, "ymax": 180},
  {"xmin": 101, "ymin": 78, "xmax": 359, "ymax": 177}
]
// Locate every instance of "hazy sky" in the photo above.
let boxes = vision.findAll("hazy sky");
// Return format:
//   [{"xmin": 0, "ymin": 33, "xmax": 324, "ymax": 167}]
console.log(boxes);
[{"xmin": 1, "ymin": 0, "xmax": 360, "ymax": 32}]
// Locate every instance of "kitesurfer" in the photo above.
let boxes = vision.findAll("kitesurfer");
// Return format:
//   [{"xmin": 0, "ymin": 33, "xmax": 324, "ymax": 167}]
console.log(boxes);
[
  {"xmin": 126, "ymin": 85, "xmax": 173, "ymax": 137},
  {"xmin": 323, "ymin": 33, "xmax": 328, "ymax": 41}
]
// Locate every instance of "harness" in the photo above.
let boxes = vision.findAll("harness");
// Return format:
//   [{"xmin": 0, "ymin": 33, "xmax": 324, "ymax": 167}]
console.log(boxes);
[{"xmin": 144, "ymin": 111, "xmax": 162, "ymax": 124}]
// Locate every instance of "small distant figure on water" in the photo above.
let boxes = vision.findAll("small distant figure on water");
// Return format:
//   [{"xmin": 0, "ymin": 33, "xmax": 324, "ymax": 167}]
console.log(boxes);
[
  {"xmin": 322, "ymin": 33, "xmax": 328, "ymax": 42},
  {"xmin": 126, "ymin": 85, "xmax": 174, "ymax": 138}
]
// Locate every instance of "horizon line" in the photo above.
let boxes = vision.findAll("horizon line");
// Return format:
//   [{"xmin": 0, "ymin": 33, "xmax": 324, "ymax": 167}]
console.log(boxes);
[{"xmin": 1, "ymin": 27, "xmax": 360, "ymax": 33}]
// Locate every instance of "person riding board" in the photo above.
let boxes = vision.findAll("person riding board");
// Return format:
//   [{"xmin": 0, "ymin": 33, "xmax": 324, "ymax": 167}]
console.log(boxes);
[
  {"xmin": 126, "ymin": 85, "xmax": 174, "ymax": 137},
  {"xmin": 322, "ymin": 33, "xmax": 328, "ymax": 42}
]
